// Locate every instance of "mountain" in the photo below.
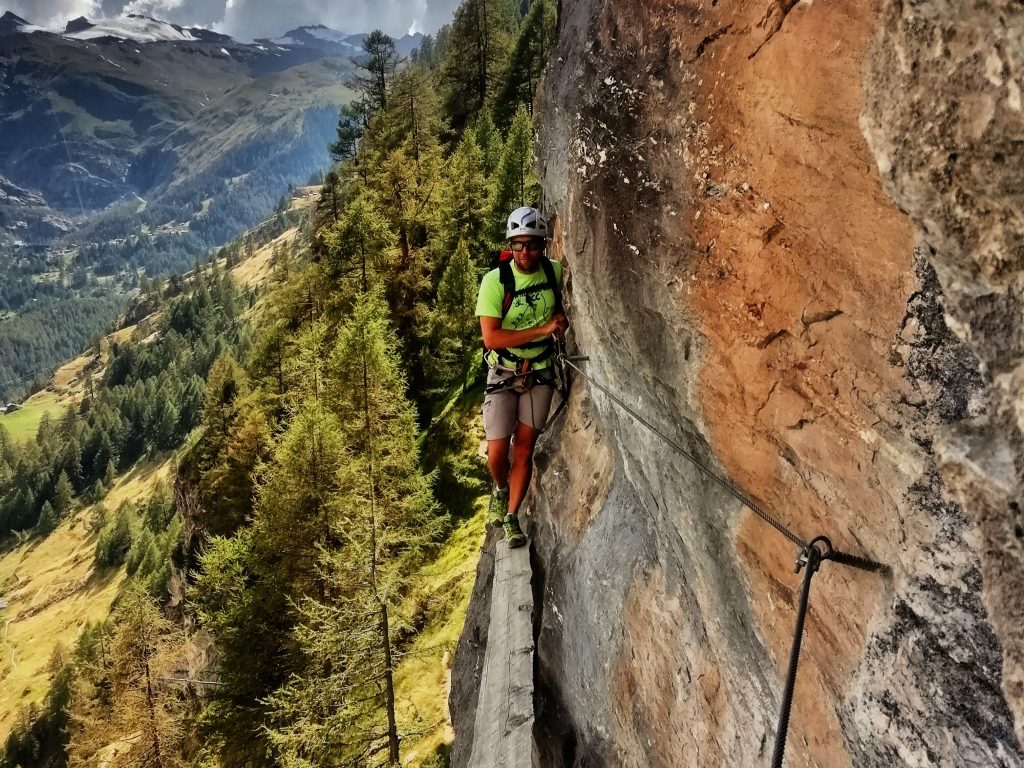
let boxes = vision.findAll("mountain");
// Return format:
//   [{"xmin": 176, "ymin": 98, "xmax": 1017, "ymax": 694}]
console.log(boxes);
[
  {"xmin": 0, "ymin": 11, "xmax": 30, "ymax": 33},
  {"xmin": 0, "ymin": 12, "xmax": 360, "ymax": 402},
  {"xmin": 267, "ymin": 25, "xmax": 424, "ymax": 57},
  {"xmin": 60, "ymin": 14, "xmax": 200, "ymax": 42},
  {"xmin": 0, "ymin": 14, "xmax": 356, "ymax": 256},
  {"xmin": 0, "ymin": 174, "xmax": 75, "ymax": 246}
]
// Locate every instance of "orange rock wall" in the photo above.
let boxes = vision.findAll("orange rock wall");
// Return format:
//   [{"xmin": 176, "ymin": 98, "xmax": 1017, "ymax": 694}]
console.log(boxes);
[{"xmin": 518, "ymin": 0, "xmax": 1024, "ymax": 765}]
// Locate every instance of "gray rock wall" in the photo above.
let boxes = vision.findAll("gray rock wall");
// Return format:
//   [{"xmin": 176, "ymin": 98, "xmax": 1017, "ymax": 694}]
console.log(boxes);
[
  {"xmin": 452, "ymin": 0, "xmax": 1024, "ymax": 765},
  {"xmin": 861, "ymin": 0, "xmax": 1024, "ymax": 745}
]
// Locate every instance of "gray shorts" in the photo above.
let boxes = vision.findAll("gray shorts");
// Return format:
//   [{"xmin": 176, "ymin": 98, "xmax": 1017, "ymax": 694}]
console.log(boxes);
[{"xmin": 482, "ymin": 367, "xmax": 555, "ymax": 440}]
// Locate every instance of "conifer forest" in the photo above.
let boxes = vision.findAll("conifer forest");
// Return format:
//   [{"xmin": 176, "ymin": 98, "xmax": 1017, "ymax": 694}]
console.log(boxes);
[{"xmin": 0, "ymin": 1, "xmax": 556, "ymax": 765}]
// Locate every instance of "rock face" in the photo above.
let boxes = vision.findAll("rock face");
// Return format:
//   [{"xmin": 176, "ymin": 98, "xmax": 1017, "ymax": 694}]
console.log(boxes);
[
  {"xmin": 861, "ymin": 0, "xmax": 1024, "ymax": 747},
  {"xmin": 453, "ymin": 0, "xmax": 1024, "ymax": 765}
]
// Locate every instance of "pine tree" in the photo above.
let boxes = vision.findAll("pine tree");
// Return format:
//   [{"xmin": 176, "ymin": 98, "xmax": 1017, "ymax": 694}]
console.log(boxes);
[
  {"xmin": 435, "ymin": 131, "xmax": 492, "ymax": 271},
  {"xmin": 188, "ymin": 356, "xmax": 268, "ymax": 537},
  {"xmin": 195, "ymin": 398, "xmax": 349, "ymax": 766},
  {"xmin": 322, "ymin": 192, "xmax": 396, "ymax": 297},
  {"xmin": 493, "ymin": 0, "xmax": 557, "ymax": 130},
  {"xmin": 379, "ymin": 65, "xmax": 445, "ymax": 161},
  {"xmin": 0, "ymin": 423, "xmax": 12, "ymax": 466},
  {"xmin": 92, "ymin": 479, "xmax": 108, "ymax": 505},
  {"xmin": 89, "ymin": 501, "xmax": 108, "ymax": 536},
  {"xmin": 193, "ymin": 531, "xmax": 284, "ymax": 767},
  {"xmin": 126, "ymin": 528, "xmax": 155, "ymax": 576},
  {"xmin": 414, "ymin": 34, "xmax": 435, "ymax": 66},
  {"xmin": 318, "ymin": 170, "xmax": 344, "ymax": 224},
  {"xmin": 35, "ymin": 411, "xmax": 60, "ymax": 457},
  {"xmin": 202, "ymin": 354, "xmax": 248, "ymax": 442},
  {"xmin": 330, "ymin": 101, "xmax": 367, "ymax": 163},
  {"xmin": 474, "ymin": 110, "xmax": 504, "ymax": 177},
  {"xmin": 370, "ymin": 147, "xmax": 437, "ymax": 378},
  {"xmin": 61, "ymin": 438, "xmax": 84, "ymax": 487},
  {"xmin": 491, "ymin": 104, "xmax": 539, "ymax": 239},
  {"xmin": 52, "ymin": 470, "xmax": 74, "ymax": 519},
  {"xmin": 440, "ymin": 0, "xmax": 517, "ymax": 133},
  {"xmin": 95, "ymin": 506, "xmax": 131, "ymax": 567},
  {"xmin": 430, "ymin": 240, "xmax": 482, "ymax": 391},
  {"xmin": 37, "ymin": 500, "xmax": 59, "ymax": 535},
  {"xmin": 265, "ymin": 290, "xmax": 440, "ymax": 767},
  {"xmin": 349, "ymin": 30, "xmax": 400, "ymax": 114},
  {"xmin": 143, "ymin": 483, "xmax": 175, "ymax": 533},
  {"xmin": 103, "ymin": 458, "xmax": 118, "ymax": 490},
  {"xmin": 104, "ymin": 584, "xmax": 185, "ymax": 768}
]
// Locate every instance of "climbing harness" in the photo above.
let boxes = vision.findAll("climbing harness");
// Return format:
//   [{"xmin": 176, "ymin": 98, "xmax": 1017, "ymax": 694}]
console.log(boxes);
[
  {"xmin": 555, "ymin": 352, "xmax": 889, "ymax": 766},
  {"xmin": 484, "ymin": 340, "xmax": 576, "ymax": 434}
]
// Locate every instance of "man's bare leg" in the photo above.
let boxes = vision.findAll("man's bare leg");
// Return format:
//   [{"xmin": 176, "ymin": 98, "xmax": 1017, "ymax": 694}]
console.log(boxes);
[
  {"xmin": 487, "ymin": 437, "xmax": 511, "ymax": 489},
  {"xmin": 508, "ymin": 421, "xmax": 539, "ymax": 516}
]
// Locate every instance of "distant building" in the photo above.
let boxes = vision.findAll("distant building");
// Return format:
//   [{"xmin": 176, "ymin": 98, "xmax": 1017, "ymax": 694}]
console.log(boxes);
[{"xmin": 3, "ymin": 402, "xmax": 20, "ymax": 414}]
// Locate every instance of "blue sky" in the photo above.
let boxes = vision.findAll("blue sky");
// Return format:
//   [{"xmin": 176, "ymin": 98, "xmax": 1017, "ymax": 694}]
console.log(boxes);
[{"xmin": 3, "ymin": 0, "xmax": 457, "ymax": 40}]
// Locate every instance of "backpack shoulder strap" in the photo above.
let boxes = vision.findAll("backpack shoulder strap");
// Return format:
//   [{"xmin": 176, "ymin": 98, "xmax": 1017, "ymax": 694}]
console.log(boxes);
[
  {"xmin": 498, "ymin": 260, "xmax": 516, "ymax": 319},
  {"xmin": 540, "ymin": 257, "xmax": 563, "ymax": 315}
]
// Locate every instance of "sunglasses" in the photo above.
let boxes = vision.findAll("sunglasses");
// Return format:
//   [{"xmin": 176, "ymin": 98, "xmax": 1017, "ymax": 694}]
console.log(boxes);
[{"xmin": 509, "ymin": 240, "xmax": 545, "ymax": 252}]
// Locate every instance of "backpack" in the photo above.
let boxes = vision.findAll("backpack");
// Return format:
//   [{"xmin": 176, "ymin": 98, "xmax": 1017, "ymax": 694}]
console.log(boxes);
[{"xmin": 488, "ymin": 255, "xmax": 563, "ymax": 372}]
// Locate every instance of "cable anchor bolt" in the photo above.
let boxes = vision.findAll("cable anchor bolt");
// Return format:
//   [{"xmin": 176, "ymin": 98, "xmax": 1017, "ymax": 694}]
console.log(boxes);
[{"xmin": 794, "ymin": 535, "xmax": 833, "ymax": 574}]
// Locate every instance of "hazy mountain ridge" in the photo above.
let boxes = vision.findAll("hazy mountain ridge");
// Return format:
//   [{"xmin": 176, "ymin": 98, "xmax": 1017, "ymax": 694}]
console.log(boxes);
[
  {"xmin": 0, "ymin": 13, "xmax": 352, "ymax": 233},
  {"xmin": 0, "ymin": 13, "xmax": 366, "ymax": 401}
]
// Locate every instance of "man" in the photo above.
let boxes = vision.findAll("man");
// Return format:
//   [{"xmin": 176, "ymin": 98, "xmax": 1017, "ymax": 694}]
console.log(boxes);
[{"xmin": 476, "ymin": 207, "xmax": 568, "ymax": 548}]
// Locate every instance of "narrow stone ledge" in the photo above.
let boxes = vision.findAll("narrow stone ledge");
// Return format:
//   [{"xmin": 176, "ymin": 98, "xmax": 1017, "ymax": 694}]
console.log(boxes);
[{"xmin": 466, "ymin": 540, "xmax": 536, "ymax": 768}]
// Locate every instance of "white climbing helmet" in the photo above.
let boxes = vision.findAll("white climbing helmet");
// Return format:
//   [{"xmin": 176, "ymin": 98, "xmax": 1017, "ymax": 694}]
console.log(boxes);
[{"xmin": 506, "ymin": 206, "xmax": 549, "ymax": 239}]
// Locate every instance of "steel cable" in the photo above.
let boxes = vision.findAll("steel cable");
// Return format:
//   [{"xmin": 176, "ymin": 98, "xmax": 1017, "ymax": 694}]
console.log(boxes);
[
  {"xmin": 770, "ymin": 538, "xmax": 825, "ymax": 768},
  {"xmin": 557, "ymin": 354, "xmax": 889, "ymax": 573}
]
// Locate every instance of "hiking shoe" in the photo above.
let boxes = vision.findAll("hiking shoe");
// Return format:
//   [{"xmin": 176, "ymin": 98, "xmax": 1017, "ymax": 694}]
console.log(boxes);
[
  {"xmin": 503, "ymin": 514, "xmax": 527, "ymax": 548},
  {"xmin": 488, "ymin": 487, "xmax": 509, "ymax": 528}
]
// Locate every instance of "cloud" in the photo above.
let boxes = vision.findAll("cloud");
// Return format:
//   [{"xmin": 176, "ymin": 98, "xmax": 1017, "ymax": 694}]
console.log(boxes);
[
  {"xmin": 120, "ymin": 0, "xmax": 224, "ymax": 27},
  {"xmin": 3, "ymin": 0, "xmax": 460, "ymax": 39},
  {"xmin": 213, "ymin": 0, "xmax": 440, "ymax": 41},
  {"xmin": 122, "ymin": 0, "xmax": 185, "ymax": 17}
]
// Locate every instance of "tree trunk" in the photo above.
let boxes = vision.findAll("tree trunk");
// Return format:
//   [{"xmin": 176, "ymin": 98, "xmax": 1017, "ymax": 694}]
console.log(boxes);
[
  {"xmin": 362, "ymin": 330, "xmax": 400, "ymax": 765},
  {"xmin": 144, "ymin": 658, "xmax": 164, "ymax": 768},
  {"xmin": 381, "ymin": 602, "xmax": 400, "ymax": 765}
]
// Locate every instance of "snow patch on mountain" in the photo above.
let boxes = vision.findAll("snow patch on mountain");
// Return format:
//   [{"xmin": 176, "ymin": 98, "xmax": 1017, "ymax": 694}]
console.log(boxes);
[
  {"xmin": 63, "ymin": 15, "xmax": 198, "ymax": 43},
  {"xmin": 0, "ymin": 11, "xmax": 44, "ymax": 34}
]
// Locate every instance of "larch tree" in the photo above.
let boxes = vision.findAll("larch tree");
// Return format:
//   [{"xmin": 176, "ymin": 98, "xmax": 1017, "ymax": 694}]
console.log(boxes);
[
  {"xmin": 70, "ymin": 584, "xmax": 186, "ymax": 768},
  {"xmin": 322, "ymin": 192, "xmax": 396, "ymax": 295},
  {"xmin": 349, "ymin": 30, "xmax": 400, "ymax": 114},
  {"xmin": 380, "ymin": 65, "xmax": 445, "ymax": 164},
  {"xmin": 52, "ymin": 469, "xmax": 75, "ymax": 519},
  {"xmin": 440, "ymin": 0, "xmax": 517, "ymax": 133},
  {"xmin": 491, "ymin": 104, "xmax": 539, "ymax": 240},
  {"xmin": 493, "ymin": 0, "xmax": 557, "ymax": 130},
  {"xmin": 265, "ymin": 289, "xmax": 439, "ymax": 767},
  {"xmin": 474, "ymin": 110, "xmax": 504, "ymax": 177},
  {"xmin": 435, "ymin": 131, "xmax": 492, "ymax": 273},
  {"xmin": 429, "ymin": 239, "xmax": 482, "ymax": 392}
]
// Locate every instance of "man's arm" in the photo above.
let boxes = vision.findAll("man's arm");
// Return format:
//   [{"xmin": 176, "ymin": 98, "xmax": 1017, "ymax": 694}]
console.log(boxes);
[{"xmin": 480, "ymin": 316, "xmax": 564, "ymax": 350}]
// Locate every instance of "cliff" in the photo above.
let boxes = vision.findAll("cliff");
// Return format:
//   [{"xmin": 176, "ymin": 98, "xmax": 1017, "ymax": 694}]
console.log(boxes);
[{"xmin": 453, "ymin": 0, "xmax": 1024, "ymax": 765}]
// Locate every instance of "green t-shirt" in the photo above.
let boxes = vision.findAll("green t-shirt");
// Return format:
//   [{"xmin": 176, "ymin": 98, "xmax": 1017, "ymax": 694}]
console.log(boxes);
[{"xmin": 475, "ymin": 259, "xmax": 565, "ymax": 370}]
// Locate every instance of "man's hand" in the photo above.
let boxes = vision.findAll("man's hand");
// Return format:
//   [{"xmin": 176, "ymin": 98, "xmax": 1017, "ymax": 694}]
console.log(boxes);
[
  {"xmin": 541, "ymin": 313, "xmax": 568, "ymax": 339},
  {"xmin": 549, "ymin": 313, "xmax": 569, "ymax": 339},
  {"xmin": 481, "ymin": 313, "xmax": 570, "ymax": 350}
]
